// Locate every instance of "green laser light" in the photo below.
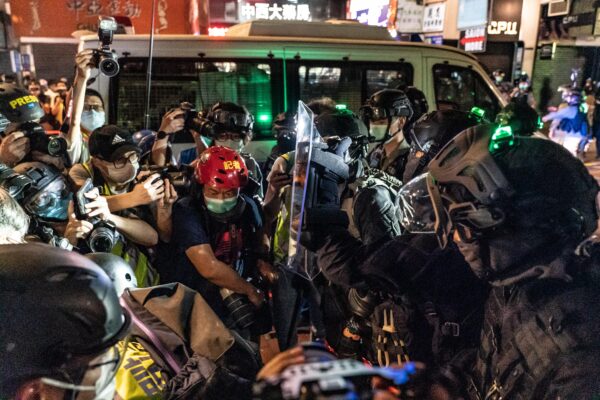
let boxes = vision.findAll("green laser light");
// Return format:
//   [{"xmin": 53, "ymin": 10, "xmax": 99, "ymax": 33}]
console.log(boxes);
[
  {"xmin": 335, "ymin": 104, "xmax": 348, "ymax": 110},
  {"xmin": 471, "ymin": 107, "xmax": 485, "ymax": 119},
  {"xmin": 258, "ymin": 113, "xmax": 271, "ymax": 123}
]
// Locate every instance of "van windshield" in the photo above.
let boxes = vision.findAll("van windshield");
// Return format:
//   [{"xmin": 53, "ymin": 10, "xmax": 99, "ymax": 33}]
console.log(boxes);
[{"xmin": 114, "ymin": 59, "xmax": 274, "ymax": 136}]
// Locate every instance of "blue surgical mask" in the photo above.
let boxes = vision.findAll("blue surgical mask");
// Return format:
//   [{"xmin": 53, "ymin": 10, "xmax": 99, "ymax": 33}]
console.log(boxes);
[
  {"xmin": 205, "ymin": 196, "xmax": 238, "ymax": 214},
  {"xmin": 81, "ymin": 110, "xmax": 105, "ymax": 132}
]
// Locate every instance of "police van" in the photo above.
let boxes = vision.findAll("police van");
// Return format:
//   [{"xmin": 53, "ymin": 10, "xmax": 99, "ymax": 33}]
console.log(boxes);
[{"xmin": 80, "ymin": 20, "xmax": 506, "ymax": 161}]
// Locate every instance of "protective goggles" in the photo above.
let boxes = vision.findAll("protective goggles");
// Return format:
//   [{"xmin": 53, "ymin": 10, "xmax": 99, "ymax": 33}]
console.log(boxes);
[
  {"xmin": 23, "ymin": 177, "xmax": 70, "ymax": 218},
  {"xmin": 40, "ymin": 336, "xmax": 130, "ymax": 397},
  {"xmin": 399, "ymin": 173, "xmax": 506, "ymax": 247},
  {"xmin": 212, "ymin": 110, "xmax": 253, "ymax": 130}
]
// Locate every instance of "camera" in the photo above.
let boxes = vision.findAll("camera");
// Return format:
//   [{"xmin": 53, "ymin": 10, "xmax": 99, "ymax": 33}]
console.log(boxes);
[
  {"xmin": 92, "ymin": 16, "xmax": 119, "ymax": 78},
  {"xmin": 220, "ymin": 288, "xmax": 256, "ymax": 329},
  {"xmin": 0, "ymin": 163, "xmax": 33, "ymax": 199},
  {"xmin": 15, "ymin": 122, "xmax": 69, "ymax": 159},
  {"xmin": 139, "ymin": 164, "xmax": 193, "ymax": 195},
  {"xmin": 74, "ymin": 178, "xmax": 119, "ymax": 252},
  {"xmin": 181, "ymin": 102, "xmax": 205, "ymax": 133}
]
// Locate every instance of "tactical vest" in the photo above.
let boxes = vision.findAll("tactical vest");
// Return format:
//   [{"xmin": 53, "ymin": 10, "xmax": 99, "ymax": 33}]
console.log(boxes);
[{"xmin": 469, "ymin": 256, "xmax": 600, "ymax": 400}]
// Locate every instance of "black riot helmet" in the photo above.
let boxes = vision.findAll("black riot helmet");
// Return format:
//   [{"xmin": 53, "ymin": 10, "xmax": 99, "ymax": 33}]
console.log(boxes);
[
  {"xmin": 85, "ymin": 253, "xmax": 138, "ymax": 296},
  {"xmin": 426, "ymin": 125, "xmax": 598, "ymax": 249},
  {"xmin": 0, "ymin": 83, "xmax": 44, "ymax": 123},
  {"xmin": 13, "ymin": 161, "xmax": 71, "ymax": 222},
  {"xmin": 495, "ymin": 100, "xmax": 540, "ymax": 137},
  {"xmin": 0, "ymin": 243, "xmax": 130, "ymax": 398},
  {"xmin": 272, "ymin": 111, "xmax": 297, "ymax": 154},
  {"xmin": 404, "ymin": 86, "xmax": 429, "ymax": 126},
  {"xmin": 204, "ymin": 101, "xmax": 254, "ymax": 139},
  {"xmin": 315, "ymin": 109, "xmax": 369, "ymax": 161},
  {"xmin": 403, "ymin": 110, "xmax": 480, "ymax": 182},
  {"xmin": 361, "ymin": 89, "xmax": 413, "ymax": 123}
]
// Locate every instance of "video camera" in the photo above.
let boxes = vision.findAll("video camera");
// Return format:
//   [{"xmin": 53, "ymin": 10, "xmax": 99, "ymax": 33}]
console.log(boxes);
[
  {"xmin": 92, "ymin": 16, "xmax": 119, "ymax": 78},
  {"xmin": 74, "ymin": 178, "xmax": 119, "ymax": 253},
  {"xmin": 254, "ymin": 342, "xmax": 420, "ymax": 400}
]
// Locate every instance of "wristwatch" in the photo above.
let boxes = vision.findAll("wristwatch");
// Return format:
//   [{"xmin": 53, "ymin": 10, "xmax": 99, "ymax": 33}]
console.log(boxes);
[{"xmin": 157, "ymin": 130, "xmax": 168, "ymax": 140}]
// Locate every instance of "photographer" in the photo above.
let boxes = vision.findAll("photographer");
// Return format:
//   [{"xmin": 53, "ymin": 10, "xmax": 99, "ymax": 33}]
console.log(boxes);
[
  {"xmin": 65, "ymin": 49, "xmax": 106, "ymax": 164},
  {"xmin": 167, "ymin": 146, "xmax": 275, "ymax": 337}
]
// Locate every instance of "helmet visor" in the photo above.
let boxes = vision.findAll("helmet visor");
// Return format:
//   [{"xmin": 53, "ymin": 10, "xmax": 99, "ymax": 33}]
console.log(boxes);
[
  {"xmin": 398, "ymin": 173, "xmax": 436, "ymax": 234},
  {"xmin": 40, "ymin": 336, "xmax": 130, "ymax": 397},
  {"xmin": 212, "ymin": 110, "xmax": 253, "ymax": 130}
]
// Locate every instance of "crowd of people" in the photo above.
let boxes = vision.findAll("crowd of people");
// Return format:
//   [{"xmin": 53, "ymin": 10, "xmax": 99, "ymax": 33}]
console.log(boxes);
[{"xmin": 1, "ymin": 50, "xmax": 600, "ymax": 400}]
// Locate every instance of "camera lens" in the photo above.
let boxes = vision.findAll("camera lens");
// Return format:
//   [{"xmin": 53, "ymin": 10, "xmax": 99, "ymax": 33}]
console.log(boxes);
[
  {"xmin": 99, "ymin": 57, "xmax": 120, "ymax": 78},
  {"xmin": 88, "ymin": 226, "xmax": 116, "ymax": 252}
]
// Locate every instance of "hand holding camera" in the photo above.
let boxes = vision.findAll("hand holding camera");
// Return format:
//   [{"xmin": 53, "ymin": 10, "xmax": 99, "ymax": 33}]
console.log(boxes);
[
  {"xmin": 92, "ymin": 16, "xmax": 119, "ymax": 78},
  {"xmin": 157, "ymin": 178, "xmax": 178, "ymax": 211},
  {"xmin": 159, "ymin": 108, "xmax": 186, "ymax": 135},
  {"xmin": 84, "ymin": 187, "xmax": 112, "ymax": 220},
  {"xmin": 0, "ymin": 131, "xmax": 30, "ymax": 166},
  {"xmin": 132, "ymin": 173, "xmax": 165, "ymax": 206},
  {"xmin": 75, "ymin": 49, "xmax": 95, "ymax": 81},
  {"xmin": 64, "ymin": 202, "xmax": 94, "ymax": 246}
]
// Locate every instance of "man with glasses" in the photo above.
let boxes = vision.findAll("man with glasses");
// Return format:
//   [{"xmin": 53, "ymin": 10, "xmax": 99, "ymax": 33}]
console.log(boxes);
[{"xmin": 69, "ymin": 125, "xmax": 162, "ymax": 286}]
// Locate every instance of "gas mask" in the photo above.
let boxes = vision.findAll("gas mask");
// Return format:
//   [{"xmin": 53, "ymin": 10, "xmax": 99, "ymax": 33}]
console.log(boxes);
[
  {"xmin": 205, "ymin": 196, "xmax": 238, "ymax": 214},
  {"xmin": 81, "ymin": 110, "xmax": 106, "ymax": 133}
]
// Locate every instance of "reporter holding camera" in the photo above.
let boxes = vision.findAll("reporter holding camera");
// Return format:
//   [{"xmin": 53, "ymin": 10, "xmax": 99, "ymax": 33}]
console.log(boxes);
[{"xmin": 65, "ymin": 49, "xmax": 106, "ymax": 164}]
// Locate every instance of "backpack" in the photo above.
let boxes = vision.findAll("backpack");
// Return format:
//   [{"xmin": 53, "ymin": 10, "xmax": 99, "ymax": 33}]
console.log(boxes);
[{"xmin": 116, "ymin": 283, "xmax": 261, "ymax": 400}]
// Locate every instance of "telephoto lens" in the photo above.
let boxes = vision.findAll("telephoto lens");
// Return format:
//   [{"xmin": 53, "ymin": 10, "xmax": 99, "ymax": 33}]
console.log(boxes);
[
  {"xmin": 87, "ymin": 221, "xmax": 118, "ymax": 253},
  {"xmin": 220, "ymin": 288, "xmax": 256, "ymax": 329}
]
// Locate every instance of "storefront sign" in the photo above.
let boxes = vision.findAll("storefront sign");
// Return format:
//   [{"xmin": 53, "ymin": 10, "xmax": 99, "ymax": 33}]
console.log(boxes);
[
  {"xmin": 241, "ymin": 3, "xmax": 311, "ymax": 21},
  {"xmin": 561, "ymin": 12, "xmax": 595, "ymax": 29},
  {"xmin": 459, "ymin": 25, "xmax": 487, "ymax": 53},
  {"xmin": 423, "ymin": 2, "xmax": 446, "ymax": 33},
  {"xmin": 396, "ymin": 0, "xmax": 424, "ymax": 33},
  {"xmin": 487, "ymin": 0, "xmax": 522, "ymax": 41},
  {"xmin": 457, "ymin": 0, "xmax": 488, "ymax": 30}
]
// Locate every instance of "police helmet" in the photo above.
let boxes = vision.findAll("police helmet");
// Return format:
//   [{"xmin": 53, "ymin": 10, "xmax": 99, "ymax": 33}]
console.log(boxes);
[
  {"xmin": 496, "ymin": 101, "xmax": 540, "ymax": 136},
  {"xmin": 0, "ymin": 243, "xmax": 130, "ymax": 398},
  {"xmin": 404, "ymin": 86, "xmax": 429, "ymax": 124},
  {"xmin": 360, "ymin": 89, "xmax": 413, "ymax": 123},
  {"xmin": 85, "ymin": 253, "xmax": 138, "ymax": 296},
  {"xmin": 207, "ymin": 102, "xmax": 254, "ymax": 138}
]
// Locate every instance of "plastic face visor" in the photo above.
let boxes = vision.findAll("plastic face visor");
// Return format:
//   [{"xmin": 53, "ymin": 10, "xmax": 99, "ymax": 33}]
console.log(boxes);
[
  {"xmin": 23, "ymin": 177, "xmax": 70, "ymax": 220},
  {"xmin": 40, "ymin": 336, "xmax": 130, "ymax": 397},
  {"xmin": 400, "ymin": 173, "xmax": 506, "ymax": 247},
  {"xmin": 212, "ymin": 110, "xmax": 253, "ymax": 130}
]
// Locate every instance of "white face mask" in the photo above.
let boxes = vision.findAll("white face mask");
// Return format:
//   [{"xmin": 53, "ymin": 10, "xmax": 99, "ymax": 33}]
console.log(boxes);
[
  {"xmin": 215, "ymin": 138, "xmax": 244, "ymax": 151},
  {"xmin": 369, "ymin": 124, "xmax": 388, "ymax": 141},
  {"xmin": 96, "ymin": 159, "xmax": 139, "ymax": 185},
  {"xmin": 81, "ymin": 110, "xmax": 106, "ymax": 133}
]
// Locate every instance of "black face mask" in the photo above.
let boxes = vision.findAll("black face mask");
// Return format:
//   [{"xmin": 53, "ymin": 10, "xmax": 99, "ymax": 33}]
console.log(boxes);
[{"xmin": 455, "ymin": 227, "xmax": 556, "ymax": 282}]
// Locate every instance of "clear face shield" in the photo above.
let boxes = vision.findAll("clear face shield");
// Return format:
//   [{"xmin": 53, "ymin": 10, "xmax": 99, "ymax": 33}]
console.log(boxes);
[
  {"xmin": 40, "ymin": 337, "xmax": 130, "ymax": 400},
  {"xmin": 287, "ymin": 101, "xmax": 322, "ymax": 281},
  {"xmin": 400, "ymin": 173, "xmax": 507, "ymax": 248},
  {"xmin": 23, "ymin": 176, "xmax": 72, "ymax": 222}
]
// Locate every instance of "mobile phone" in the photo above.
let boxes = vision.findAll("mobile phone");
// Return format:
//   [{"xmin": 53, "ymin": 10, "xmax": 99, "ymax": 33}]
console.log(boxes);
[{"xmin": 74, "ymin": 178, "xmax": 94, "ymax": 221}]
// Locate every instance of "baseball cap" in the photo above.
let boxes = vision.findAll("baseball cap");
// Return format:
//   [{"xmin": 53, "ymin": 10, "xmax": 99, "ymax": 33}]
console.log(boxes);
[{"xmin": 89, "ymin": 125, "xmax": 141, "ymax": 162}]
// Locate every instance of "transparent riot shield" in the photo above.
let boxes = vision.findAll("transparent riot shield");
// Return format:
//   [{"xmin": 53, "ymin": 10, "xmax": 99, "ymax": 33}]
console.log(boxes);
[{"xmin": 286, "ymin": 101, "xmax": 322, "ymax": 280}]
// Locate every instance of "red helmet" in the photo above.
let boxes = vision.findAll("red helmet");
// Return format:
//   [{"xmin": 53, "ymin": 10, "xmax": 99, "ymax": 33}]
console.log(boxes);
[{"xmin": 195, "ymin": 146, "xmax": 249, "ymax": 189}]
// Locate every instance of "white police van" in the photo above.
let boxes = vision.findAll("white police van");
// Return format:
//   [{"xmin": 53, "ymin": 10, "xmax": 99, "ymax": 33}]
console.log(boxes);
[{"xmin": 80, "ymin": 20, "xmax": 506, "ymax": 161}]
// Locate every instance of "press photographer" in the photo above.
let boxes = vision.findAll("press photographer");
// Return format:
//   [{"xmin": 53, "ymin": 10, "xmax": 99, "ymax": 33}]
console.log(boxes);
[
  {"xmin": 0, "ymin": 83, "xmax": 70, "ymax": 170},
  {"xmin": 66, "ymin": 16, "xmax": 118, "ymax": 164}
]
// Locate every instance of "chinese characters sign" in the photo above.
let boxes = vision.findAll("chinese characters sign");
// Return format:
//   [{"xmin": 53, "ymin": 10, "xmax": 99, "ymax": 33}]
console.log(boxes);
[
  {"xmin": 65, "ymin": 0, "xmax": 142, "ymax": 18},
  {"xmin": 422, "ymin": 2, "xmax": 446, "ymax": 33},
  {"xmin": 396, "ymin": 0, "xmax": 424, "ymax": 33},
  {"xmin": 240, "ymin": 3, "xmax": 311, "ymax": 22}
]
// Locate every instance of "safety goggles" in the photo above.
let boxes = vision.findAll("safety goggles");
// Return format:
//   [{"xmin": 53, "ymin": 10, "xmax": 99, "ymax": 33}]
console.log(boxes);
[
  {"xmin": 212, "ymin": 110, "xmax": 253, "ymax": 130},
  {"xmin": 40, "ymin": 336, "xmax": 130, "ymax": 396},
  {"xmin": 23, "ymin": 177, "xmax": 70, "ymax": 215}
]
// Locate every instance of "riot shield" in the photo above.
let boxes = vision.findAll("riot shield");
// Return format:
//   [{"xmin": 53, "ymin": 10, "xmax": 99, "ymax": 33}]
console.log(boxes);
[{"xmin": 286, "ymin": 101, "xmax": 321, "ymax": 280}]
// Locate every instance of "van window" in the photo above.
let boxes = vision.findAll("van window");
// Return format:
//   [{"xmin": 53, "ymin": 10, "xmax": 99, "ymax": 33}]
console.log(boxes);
[
  {"xmin": 292, "ymin": 62, "xmax": 413, "ymax": 113},
  {"xmin": 114, "ymin": 59, "xmax": 274, "ymax": 136},
  {"xmin": 432, "ymin": 64, "xmax": 500, "ymax": 119}
]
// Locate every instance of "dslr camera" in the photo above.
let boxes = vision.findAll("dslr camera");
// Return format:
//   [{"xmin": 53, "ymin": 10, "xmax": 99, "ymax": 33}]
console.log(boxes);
[
  {"xmin": 74, "ymin": 178, "xmax": 119, "ymax": 253},
  {"xmin": 16, "ymin": 122, "xmax": 69, "ymax": 160},
  {"xmin": 92, "ymin": 16, "xmax": 120, "ymax": 78}
]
